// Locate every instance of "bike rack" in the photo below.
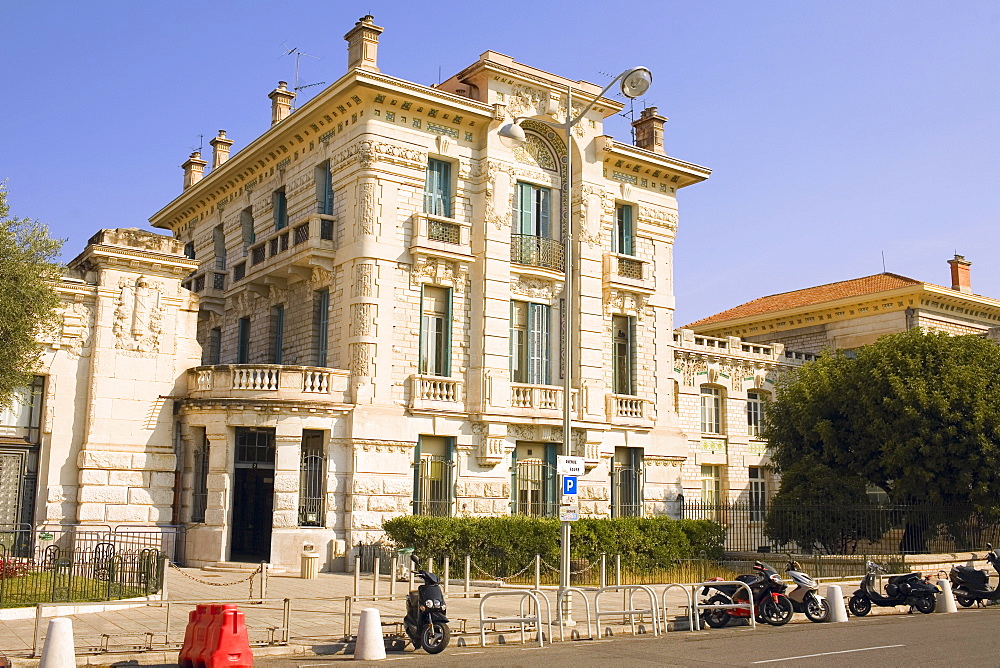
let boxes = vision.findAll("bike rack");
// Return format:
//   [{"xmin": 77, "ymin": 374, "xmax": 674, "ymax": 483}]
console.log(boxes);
[
  {"xmin": 659, "ymin": 583, "xmax": 696, "ymax": 632},
  {"xmin": 478, "ymin": 590, "xmax": 546, "ymax": 648},
  {"xmin": 691, "ymin": 580, "xmax": 756, "ymax": 630},
  {"xmin": 555, "ymin": 587, "xmax": 595, "ymax": 641},
  {"xmin": 518, "ymin": 589, "xmax": 554, "ymax": 643},
  {"xmin": 593, "ymin": 585, "xmax": 661, "ymax": 636}
]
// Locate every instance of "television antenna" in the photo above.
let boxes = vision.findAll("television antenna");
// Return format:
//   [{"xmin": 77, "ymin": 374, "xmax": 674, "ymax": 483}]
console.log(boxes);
[{"xmin": 279, "ymin": 44, "xmax": 325, "ymax": 108}]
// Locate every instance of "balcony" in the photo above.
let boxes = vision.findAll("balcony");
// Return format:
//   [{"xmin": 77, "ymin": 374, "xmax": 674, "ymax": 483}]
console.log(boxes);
[
  {"xmin": 606, "ymin": 394, "xmax": 654, "ymax": 426},
  {"xmin": 234, "ymin": 215, "xmax": 335, "ymax": 290},
  {"xmin": 508, "ymin": 383, "xmax": 578, "ymax": 418},
  {"xmin": 410, "ymin": 213, "xmax": 473, "ymax": 264},
  {"xmin": 187, "ymin": 364, "xmax": 352, "ymax": 404},
  {"xmin": 409, "ymin": 375, "xmax": 464, "ymax": 413},
  {"xmin": 603, "ymin": 253, "xmax": 654, "ymax": 294},
  {"xmin": 511, "ymin": 235, "xmax": 564, "ymax": 272}
]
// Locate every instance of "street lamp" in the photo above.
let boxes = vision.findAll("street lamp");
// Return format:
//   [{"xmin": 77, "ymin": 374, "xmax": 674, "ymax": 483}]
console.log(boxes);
[{"xmin": 499, "ymin": 65, "xmax": 652, "ymax": 624}]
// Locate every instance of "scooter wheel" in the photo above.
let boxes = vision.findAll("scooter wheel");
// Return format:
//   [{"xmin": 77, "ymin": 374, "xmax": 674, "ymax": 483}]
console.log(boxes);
[
  {"xmin": 914, "ymin": 594, "xmax": 936, "ymax": 614},
  {"xmin": 848, "ymin": 594, "xmax": 871, "ymax": 617},
  {"xmin": 420, "ymin": 622, "xmax": 450, "ymax": 654},
  {"xmin": 701, "ymin": 594, "xmax": 733, "ymax": 628},
  {"xmin": 804, "ymin": 595, "xmax": 831, "ymax": 623},
  {"xmin": 760, "ymin": 596, "xmax": 794, "ymax": 626},
  {"xmin": 954, "ymin": 587, "xmax": 976, "ymax": 608}
]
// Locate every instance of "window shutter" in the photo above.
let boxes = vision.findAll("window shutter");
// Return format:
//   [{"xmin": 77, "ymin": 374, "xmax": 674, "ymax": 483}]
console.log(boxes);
[
  {"xmin": 515, "ymin": 183, "xmax": 532, "ymax": 234},
  {"xmin": 528, "ymin": 303, "xmax": 549, "ymax": 385},
  {"xmin": 444, "ymin": 288, "xmax": 453, "ymax": 376},
  {"xmin": 537, "ymin": 188, "xmax": 550, "ymax": 238},
  {"xmin": 619, "ymin": 205, "xmax": 633, "ymax": 255}
]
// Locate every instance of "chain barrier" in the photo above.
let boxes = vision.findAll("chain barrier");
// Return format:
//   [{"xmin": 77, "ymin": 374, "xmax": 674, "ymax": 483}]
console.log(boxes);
[
  {"xmin": 167, "ymin": 562, "xmax": 262, "ymax": 598},
  {"xmin": 539, "ymin": 557, "xmax": 598, "ymax": 575},
  {"xmin": 470, "ymin": 559, "xmax": 535, "ymax": 582}
]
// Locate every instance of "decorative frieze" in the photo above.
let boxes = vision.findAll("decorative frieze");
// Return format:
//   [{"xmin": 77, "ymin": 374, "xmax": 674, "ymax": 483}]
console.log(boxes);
[{"xmin": 113, "ymin": 276, "xmax": 164, "ymax": 356}]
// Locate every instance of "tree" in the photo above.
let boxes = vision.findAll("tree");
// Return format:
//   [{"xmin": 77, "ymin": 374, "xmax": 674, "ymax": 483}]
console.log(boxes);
[
  {"xmin": 0, "ymin": 182, "xmax": 63, "ymax": 408},
  {"xmin": 764, "ymin": 328, "xmax": 1000, "ymax": 551}
]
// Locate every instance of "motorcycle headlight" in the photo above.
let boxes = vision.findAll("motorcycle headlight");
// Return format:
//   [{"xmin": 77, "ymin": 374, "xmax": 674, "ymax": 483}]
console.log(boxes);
[
  {"xmin": 425, "ymin": 599, "xmax": 435, "ymax": 608},
  {"xmin": 770, "ymin": 574, "xmax": 783, "ymax": 584}
]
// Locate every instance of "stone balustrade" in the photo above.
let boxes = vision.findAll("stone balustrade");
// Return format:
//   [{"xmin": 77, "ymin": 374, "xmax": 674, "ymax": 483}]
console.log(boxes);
[{"xmin": 187, "ymin": 364, "xmax": 351, "ymax": 403}]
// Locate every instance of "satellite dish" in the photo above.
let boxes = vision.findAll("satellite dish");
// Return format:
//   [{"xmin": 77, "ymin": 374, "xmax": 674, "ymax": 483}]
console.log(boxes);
[{"xmin": 620, "ymin": 67, "xmax": 652, "ymax": 99}]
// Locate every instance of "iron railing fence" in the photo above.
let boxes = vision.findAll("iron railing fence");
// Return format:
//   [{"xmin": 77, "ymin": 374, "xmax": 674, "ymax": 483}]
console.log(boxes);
[
  {"xmin": 0, "ymin": 525, "xmax": 186, "ymax": 564},
  {"xmin": 510, "ymin": 234, "xmax": 565, "ymax": 271},
  {"xmin": 0, "ymin": 543, "xmax": 165, "ymax": 607},
  {"xmin": 680, "ymin": 501, "xmax": 1000, "ymax": 555},
  {"xmin": 355, "ymin": 541, "xmax": 396, "ymax": 575}
]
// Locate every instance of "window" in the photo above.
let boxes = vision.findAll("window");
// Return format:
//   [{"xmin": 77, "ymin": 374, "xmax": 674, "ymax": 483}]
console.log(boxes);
[
  {"xmin": 700, "ymin": 386, "xmax": 722, "ymax": 434},
  {"xmin": 424, "ymin": 158, "xmax": 452, "ymax": 217},
  {"xmin": 701, "ymin": 464, "xmax": 721, "ymax": 504},
  {"xmin": 747, "ymin": 391, "xmax": 765, "ymax": 438},
  {"xmin": 512, "ymin": 443, "xmax": 558, "ymax": 517},
  {"xmin": 273, "ymin": 189, "xmax": 287, "ymax": 230},
  {"xmin": 419, "ymin": 286, "xmax": 451, "ymax": 376},
  {"xmin": 0, "ymin": 376, "xmax": 43, "ymax": 529},
  {"xmin": 213, "ymin": 225, "xmax": 226, "ymax": 270},
  {"xmin": 299, "ymin": 430, "xmax": 325, "ymax": 526},
  {"xmin": 316, "ymin": 161, "xmax": 334, "ymax": 215},
  {"xmin": 191, "ymin": 428, "xmax": 209, "ymax": 523},
  {"xmin": 749, "ymin": 467, "xmax": 766, "ymax": 522},
  {"xmin": 612, "ymin": 447, "xmax": 643, "ymax": 517},
  {"xmin": 413, "ymin": 436, "xmax": 453, "ymax": 517},
  {"xmin": 514, "ymin": 182, "xmax": 551, "ymax": 237},
  {"xmin": 612, "ymin": 315, "xmax": 635, "ymax": 395},
  {"xmin": 269, "ymin": 305, "xmax": 285, "ymax": 364},
  {"xmin": 313, "ymin": 289, "xmax": 329, "ymax": 367},
  {"xmin": 203, "ymin": 327, "xmax": 222, "ymax": 365},
  {"xmin": 614, "ymin": 204, "xmax": 634, "ymax": 256},
  {"xmin": 510, "ymin": 301, "xmax": 550, "ymax": 385},
  {"xmin": 236, "ymin": 317, "xmax": 250, "ymax": 363},
  {"xmin": 240, "ymin": 207, "xmax": 255, "ymax": 247},
  {"xmin": 183, "ymin": 241, "xmax": 196, "ymax": 260}
]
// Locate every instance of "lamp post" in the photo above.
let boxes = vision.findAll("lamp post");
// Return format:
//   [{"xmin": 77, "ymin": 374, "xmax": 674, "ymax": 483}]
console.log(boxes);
[{"xmin": 499, "ymin": 66, "xmax": 652, "ymax": 624}]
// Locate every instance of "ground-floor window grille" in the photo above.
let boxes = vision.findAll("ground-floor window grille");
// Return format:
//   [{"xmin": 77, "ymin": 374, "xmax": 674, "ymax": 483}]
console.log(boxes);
[
  {"xmin": 749, "ymin": 466, "xmax": 766, "ymax": 522},
  {"xmin": 513, "ymin": 457, "xmax": 557, "ymax": 518},
  {"xmin": 191, "ymin": 429, "xmax": 209, "ymax": 523},
  {"xmin": 299, "ymin": 430, "xmax": 325, "ymax": 527},
  {"xmin": 612, "ymin": 447, "xmax": 644, "ymax": 517},
  {"xmin": 414, "ymin": 455, "xmax": 451, "ymax": 517}
]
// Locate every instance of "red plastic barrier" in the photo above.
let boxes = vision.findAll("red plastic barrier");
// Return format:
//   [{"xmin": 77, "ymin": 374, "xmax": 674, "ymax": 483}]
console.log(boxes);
[
  {"xmin": 178, "ymin": 604, "xmax": 212, "ymax": 668},
  {"xmin": 204, "ymin": 604, "xmax": 253, "ymax": 667},
  {"xmin": 194, "ymin": 604, "xmax": 226, "ymax": 667}
]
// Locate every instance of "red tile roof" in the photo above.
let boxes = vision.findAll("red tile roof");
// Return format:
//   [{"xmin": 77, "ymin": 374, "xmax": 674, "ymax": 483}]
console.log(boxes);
[{"xmin": 686, "ymin": 273, "xmax": 924, "ymax": 328}]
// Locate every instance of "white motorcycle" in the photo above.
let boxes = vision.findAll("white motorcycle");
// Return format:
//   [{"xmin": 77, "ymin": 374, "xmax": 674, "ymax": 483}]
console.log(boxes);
[{"xmin": 785, "ymin": 560, "xmax": 831, "ymax": 622}]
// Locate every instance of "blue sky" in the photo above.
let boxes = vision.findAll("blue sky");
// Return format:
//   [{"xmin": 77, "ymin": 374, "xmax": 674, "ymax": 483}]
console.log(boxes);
[{"xmin": 4, "ymin": 1, "xmax": 1000, "ymax": 325}]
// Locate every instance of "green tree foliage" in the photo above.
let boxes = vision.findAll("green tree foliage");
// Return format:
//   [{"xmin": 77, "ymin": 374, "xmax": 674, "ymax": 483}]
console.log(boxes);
[
  {"xmin": 764, "ymin": 329, "xmax": 1000, "ymax": 550},
  {"xmin": 0, "ymin": 183, "xmax": 63, "ymax": 408}
]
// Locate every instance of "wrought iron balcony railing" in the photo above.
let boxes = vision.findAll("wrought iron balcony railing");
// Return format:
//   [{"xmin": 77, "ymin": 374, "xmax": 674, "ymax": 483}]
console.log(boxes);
[{"xmin": 510, "ymin": 235, "xmax": 564, "ymax": 271}]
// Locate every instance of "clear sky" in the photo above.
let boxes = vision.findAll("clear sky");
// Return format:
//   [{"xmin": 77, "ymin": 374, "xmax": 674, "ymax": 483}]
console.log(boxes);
[{"xmin": 4, "ymin": 1, "xmax": 1000, "ymax": 326}]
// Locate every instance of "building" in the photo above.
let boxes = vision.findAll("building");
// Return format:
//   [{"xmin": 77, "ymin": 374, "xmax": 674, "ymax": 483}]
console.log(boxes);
[
  {"xmin": 686, "ymin": 255, "xmax": 1000, "ymax": 351},
  {"xmin": 131, "ymin": 16, "xmax": 712, "ymax": 569}
]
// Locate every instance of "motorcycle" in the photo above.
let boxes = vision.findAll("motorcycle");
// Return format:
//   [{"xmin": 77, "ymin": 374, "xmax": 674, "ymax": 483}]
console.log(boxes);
[
  {"xmin": 700, "ymin": 560, "xmax": 794, "ymax": 628},
  {"xmin": 950, "ymin": 542, "xmax": 1000, "ymax": 607},
  {"xmin": 785, "ymin": 560, "xmax": 831, "ymax": 622},
  {"xmin": 848, "ymin": 560, "xmax": 937, "ymax": 616},
  {"xmin": 403, "ymin": 554, "xmax": 450, "ymax": 653}
]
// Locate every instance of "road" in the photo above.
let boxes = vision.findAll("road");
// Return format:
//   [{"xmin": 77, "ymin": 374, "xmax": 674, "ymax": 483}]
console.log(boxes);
[{"xmin": 257, "ymin": 606, "xmax": 999, "ymax": 667}]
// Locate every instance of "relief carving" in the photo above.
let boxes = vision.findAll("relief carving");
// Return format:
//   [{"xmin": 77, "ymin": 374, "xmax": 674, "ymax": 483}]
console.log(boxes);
[
  {"xmin": 113, "ymin": 276, "xmax": 164, "ymax": 356},
  {"xmin": 359, "ymin": 181, "xmax": 377, "ymax": 235},
  {"xmin": 506, "ymin": 84, "xmax": 547, "ymax": 118},
  {"xmin": 511, "ymin": 275, "xmax": 560, "ymax": 301},
  {"xmin": 349, "ymin": 342, "xmax": 375, "ymax": 377},
  {"xmin": 350, "ymin": 303, "xmax": 375, "ymax": 337},
  {"xmin": 354, "ymin": 264, "xmax": 375, "ymax": 298}
]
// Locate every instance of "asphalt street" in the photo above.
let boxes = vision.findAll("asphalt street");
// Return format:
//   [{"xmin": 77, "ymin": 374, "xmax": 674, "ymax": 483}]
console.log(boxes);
[{"xmin": 257, "ymin": 606, "xmax": 1000, "ymax": 667}]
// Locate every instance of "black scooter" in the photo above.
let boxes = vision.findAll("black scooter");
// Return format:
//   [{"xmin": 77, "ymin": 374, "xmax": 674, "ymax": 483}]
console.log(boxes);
[
  {"xmin": 403, "ymin": 554, "xmax": 450, "ymax": 654},
  {"xmin": 950, "ymin": 542, "xmax": 1000, "ymax": 607},
  {"xmin": 848, "ymin": 560, "xmax": 938, "ymax": 616}
]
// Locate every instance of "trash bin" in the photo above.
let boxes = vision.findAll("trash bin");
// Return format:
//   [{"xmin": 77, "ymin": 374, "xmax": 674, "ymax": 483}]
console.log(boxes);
[
  {"xmin": 300, "ymin": 544, "xmax": 319, "ymax": 579},
  {"xmin": 396, "ymin": 547, "xmax": 414, "ymax": 581}
]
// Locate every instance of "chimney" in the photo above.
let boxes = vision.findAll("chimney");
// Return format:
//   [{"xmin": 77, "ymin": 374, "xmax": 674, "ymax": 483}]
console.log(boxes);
[
  {"xmin": 181, "ymin": 151, "xmax": 208, "ymax": 190},
  {"xmin": 344, "ymin": 15, "xmax": 384, "ymax": 72},
  {"xmin": 268, "ymin": 81, "xmax": 296, "ymax": 125},
  {"xmin": 631, "ymin": 106, "xmax": 668, "ymax": 154},
  {"xmin": 209, "ymin": 130, "xmax": 233, "ymax": 169},
  {"xmin": 948, "ymin": 254, "xmax": 973, "ymax": 293}
]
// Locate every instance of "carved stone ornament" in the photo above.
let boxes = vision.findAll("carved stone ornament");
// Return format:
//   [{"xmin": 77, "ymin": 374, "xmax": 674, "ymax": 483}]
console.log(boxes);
[
  {"xmin": 507, "ymin": 424, "xmax": 536, "ymax": 440},
  {"xmin": 309, "ymin": 267, "xmax": 332, "ymax": 288},
  {"xmin": 113, "ymin": 276, "xmax": 164, "ymax": 356},
  {"xmin": 354, "ymin": 263, "xmax": 376, "ymax": 298},
  {"xmin": 329, "ymin": 139, "xmax": 425, "ymax": 175},
  {"xmin": 485, "ymin": 160, "xmax": 515, "ymax": 231},
  {"xmin": 233, "ymin": 290, "xmax": 256, "ymax": 315},
  {"xmin": 90, "ymin": 228, "xmax": 183, "ymax": 255},
  {"xmin": 350, "ymin": 303, "xmax": 375, "ymax": 337},
  {"xmin": 359, "ymin": 181, "xmax": 377, "ymax": 235},
  {"xmin": 349, "ymin": 342, "xmax": 375, "ymax": 377},
  {"xmin": 506, "ymin": 84, "xmax": 547, "ymax": 118},
  {"xmin": 637, "ymin": 206, "xmax": 679, "ymax": 232},
  {"xmin": 410, "ymin": 256, "xmax": 468, "ymax": 293},
  {"xmin": 514, "ymin": 134, "xmax": 557, "ymax": 172},
  {"xmin": 604, "ymin": 289, "xmax": 649, "ymax": 319},
  {"xmin": 510, "ymin": 275, "xmax": 560, "ymax": 301}
]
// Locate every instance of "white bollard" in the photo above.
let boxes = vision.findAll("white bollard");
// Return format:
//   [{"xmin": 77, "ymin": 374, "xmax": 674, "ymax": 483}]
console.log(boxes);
[
  {"xmin": 354, "ymin": 607, "xmax": 387, "ymax": 660},
  {"xmin": 936, "ymin": 579, "xmax": 958, "ymax": 613},
  {"xmin": 826, "ymin": 584, "xmax": 849, "ymax": 623},
  {"xmin": 39, "ymin": 617, "xmax": 76, "ymax": 668}
]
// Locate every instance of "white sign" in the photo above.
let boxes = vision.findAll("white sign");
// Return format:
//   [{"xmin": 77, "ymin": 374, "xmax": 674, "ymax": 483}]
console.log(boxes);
[
  {"xmin": 559, "ymin": 505, "xmax": 579, "ymax": 522},
  {"xmin": 557, "ymin": 455, "xmax": 584, "ymax": 476}
]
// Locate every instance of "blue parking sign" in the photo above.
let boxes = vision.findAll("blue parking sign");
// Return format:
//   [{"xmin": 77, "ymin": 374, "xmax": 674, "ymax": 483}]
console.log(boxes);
[{"xmin": 562, "ymin": 475, "xmax": 578, "ymax": 495}]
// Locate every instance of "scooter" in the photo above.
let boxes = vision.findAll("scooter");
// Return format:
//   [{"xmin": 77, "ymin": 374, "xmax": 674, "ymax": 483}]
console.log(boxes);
[
  {"xmin": 785, "ymin": 560, "xmax": 830, "ymax": 622},
  {"xmin": 950, "ymin": 542, "xmax": 1000, "ymax": 607},
  {"xmin": 402, "ymin": 554, "xmax": 450, "ymax": 653},
  {"xmin": 701, "ymin": 561, "xmax": 794, "ymax": 627},
  {"xmin": 848, "ymin": 560, "xmax": 938, "ymax": 616}
]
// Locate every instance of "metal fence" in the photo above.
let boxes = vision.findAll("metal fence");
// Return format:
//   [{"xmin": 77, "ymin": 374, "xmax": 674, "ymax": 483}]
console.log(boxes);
[
  {"xmin": 0, "ymin": 543, "xmax": 165, "ymax": 607},
  {"xmin": 681, "ymin": 501, "xmax": 1000, "ymax": 555},
  {"xmin": 0, "ymin": 524, "xmax": 187, "ymax": 564}
]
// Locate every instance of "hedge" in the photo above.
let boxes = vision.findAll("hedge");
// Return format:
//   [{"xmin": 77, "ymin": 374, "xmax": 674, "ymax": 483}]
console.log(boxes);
[{"xmin": 382, "ymin": 516, "xmax": 724, "ymax": 569}]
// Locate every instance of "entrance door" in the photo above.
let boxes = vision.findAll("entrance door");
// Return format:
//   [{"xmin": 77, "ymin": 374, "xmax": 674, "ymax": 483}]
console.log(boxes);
[{"xmin": 230, "ymin": 427, "xmax": 275, "ymax": 562}]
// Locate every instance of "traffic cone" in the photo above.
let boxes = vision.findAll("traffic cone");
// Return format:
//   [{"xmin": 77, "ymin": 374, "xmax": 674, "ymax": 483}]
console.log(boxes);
[
  {"xmin": 354, "ymin": 608, "xmax": 386, "ymax": 660},
  {"xmin": 39, "ymin": 617, "xmax": 76, "ymax": 668},
  {"xmin": 826, "ymin": 584, "xmax": 849, "ymax": 622},
  {"xmin": 936, "ymin": 579, "xmax": 958, "ymax": 613}
]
